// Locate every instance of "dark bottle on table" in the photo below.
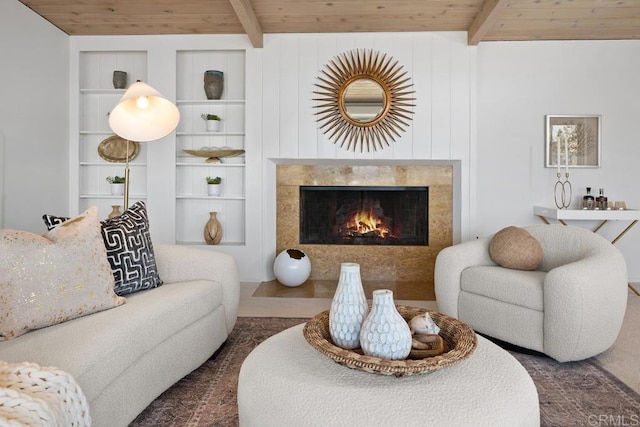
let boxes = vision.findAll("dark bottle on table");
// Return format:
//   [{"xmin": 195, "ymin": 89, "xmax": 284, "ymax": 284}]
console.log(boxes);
[
  {"xmin": 582, "ymin": 187, "xmax": 594, "ymax": 210},
  {"xmin": 597, "ymin": 188, "xmax": 608, "ymax": 210}
]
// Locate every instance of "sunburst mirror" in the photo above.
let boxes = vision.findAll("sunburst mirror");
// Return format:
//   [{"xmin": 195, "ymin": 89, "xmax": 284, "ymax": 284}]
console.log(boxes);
[{"xmin": 313, "ymin": 49, "xmax": 415, "ymax": 152}]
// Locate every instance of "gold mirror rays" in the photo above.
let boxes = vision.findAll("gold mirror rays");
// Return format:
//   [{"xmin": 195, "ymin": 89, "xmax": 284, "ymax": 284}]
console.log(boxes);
[{"xmin": 313, "ymin": 49, "xmax": 415, "ymax": 152}]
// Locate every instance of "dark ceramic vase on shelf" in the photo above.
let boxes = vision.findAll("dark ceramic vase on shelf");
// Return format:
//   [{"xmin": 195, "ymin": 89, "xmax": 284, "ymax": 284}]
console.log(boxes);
[
  {"xmin": 113, "ymin": 70, "xmax": 127, "ymax": 89},
  {"xmin": 204, "ymin": 70, "xmax": 224, "ymax": 100}
]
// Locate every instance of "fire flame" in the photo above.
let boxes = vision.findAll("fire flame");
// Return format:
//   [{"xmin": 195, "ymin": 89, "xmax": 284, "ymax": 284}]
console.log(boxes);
[{"xmin": 343, "ymin": 207, "xmax": 391, "ymax": 238}]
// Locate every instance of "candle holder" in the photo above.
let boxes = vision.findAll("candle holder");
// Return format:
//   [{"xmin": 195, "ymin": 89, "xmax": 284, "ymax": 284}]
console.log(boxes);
[{"xmin": 554, "ymin": 172, "xmax": 572, "ymax": 209}]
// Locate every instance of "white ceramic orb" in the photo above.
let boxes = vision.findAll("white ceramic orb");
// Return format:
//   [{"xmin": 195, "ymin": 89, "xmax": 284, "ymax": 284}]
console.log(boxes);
[{"xmin": 273, "ymin": 249, "xmax": 311, "ymax": 287}]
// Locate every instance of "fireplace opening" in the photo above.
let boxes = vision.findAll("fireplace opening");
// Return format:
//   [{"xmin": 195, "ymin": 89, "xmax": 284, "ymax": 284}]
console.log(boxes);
[{"xmin": 299, "ymin": 186, "xmax": 428, "ymax": 246}]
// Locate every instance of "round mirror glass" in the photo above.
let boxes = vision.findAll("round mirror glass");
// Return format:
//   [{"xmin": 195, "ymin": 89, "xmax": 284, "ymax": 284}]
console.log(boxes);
[{"xmin": 342, "ymin": 78, "xmax": 386, "ymax": 123}]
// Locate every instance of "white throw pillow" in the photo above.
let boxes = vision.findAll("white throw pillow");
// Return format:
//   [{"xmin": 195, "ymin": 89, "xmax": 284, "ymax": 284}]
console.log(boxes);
[{"xmin": 0, "ymin": 207, "xmax": 125, "ymax": 341}]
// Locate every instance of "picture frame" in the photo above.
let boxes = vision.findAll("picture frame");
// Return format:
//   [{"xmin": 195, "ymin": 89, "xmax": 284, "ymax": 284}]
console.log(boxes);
[{"xmin": 545, "ymin": 115, "xmax": 601, "ymax": 168}]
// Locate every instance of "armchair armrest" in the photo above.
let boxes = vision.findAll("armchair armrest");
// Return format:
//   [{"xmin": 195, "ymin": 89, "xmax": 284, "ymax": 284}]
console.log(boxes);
[
  {"xmin": 434, "ymin": 237, "xmax": 495, "ymax": 317},
  {"xmin": 153, "ymin": 244, "xmax": 240, "ymax": 334},
  {"xmin": 543, "ymin": 247, "xmax": 628, "ymax": 362}
]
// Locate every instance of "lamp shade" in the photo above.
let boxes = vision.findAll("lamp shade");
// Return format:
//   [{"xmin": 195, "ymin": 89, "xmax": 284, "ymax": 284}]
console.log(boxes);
[{"xmin": 108, "ymin": 81, "xmax": 180, "ymax": 142}]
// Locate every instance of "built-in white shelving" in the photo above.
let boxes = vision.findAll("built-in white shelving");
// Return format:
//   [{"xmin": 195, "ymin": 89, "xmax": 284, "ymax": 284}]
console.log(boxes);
[
  {"xmin": 175, "ymin": 49, "xmax": 246, "ymax": 245},
  {"xmin": 76, "ymin": 51, "xmax": 148, "ymax": 217}
]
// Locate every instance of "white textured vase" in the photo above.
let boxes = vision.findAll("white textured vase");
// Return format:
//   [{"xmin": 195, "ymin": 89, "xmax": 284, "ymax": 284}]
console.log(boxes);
[
  {"xmin": 360, "ymin": 289, "xmax": 412, "ymax": 359},
  {"xmin": 329, "ymin": 263, "xmax": 369, "ymax": 350}
]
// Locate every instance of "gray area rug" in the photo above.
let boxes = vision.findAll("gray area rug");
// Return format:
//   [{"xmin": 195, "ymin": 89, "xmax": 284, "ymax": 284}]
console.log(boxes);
[{"xmin": 130, "ymin": 317, "xmax": 640, "ymax": 427}]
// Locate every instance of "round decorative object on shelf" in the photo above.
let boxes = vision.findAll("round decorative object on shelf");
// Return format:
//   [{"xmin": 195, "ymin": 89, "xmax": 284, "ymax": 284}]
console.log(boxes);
[
  {"xmin": 273, "ymin": 249, "xmax": 311, "ymax": 287},
  {"xmin": 204, "ymin": 70, "xmax": 224, "ymax": 100},
  {"xmin": 329, "ymin": 262, "xmax": 369, "ymax": 350},
  {"xmin": 360, "ymin": 289, "xmax": 412, "ymax": 360}
]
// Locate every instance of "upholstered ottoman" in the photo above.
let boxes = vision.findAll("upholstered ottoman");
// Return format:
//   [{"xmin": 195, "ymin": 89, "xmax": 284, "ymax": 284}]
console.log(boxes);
[{"xmin": 238, "ymin": 324, "xmax": 539, "ymax": 427}]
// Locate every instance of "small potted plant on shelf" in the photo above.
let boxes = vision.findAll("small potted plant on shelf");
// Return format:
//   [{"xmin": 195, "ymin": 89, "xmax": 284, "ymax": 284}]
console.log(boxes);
[
  {"xmin": 201, "ymin": 113, "xmax": 222, "ymax": 132},
  {"xmin": 106, "ymin": 176, "xmax": 126, "ymax": 195},
  {"xmin": 206, "ymin": 176, "xmax": 222, "ymax": 196}
]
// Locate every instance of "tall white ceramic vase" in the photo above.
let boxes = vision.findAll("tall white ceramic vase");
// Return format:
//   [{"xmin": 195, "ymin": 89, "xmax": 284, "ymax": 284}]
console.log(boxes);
[
  {"xmin": 360, "ymin": 289, "xmax": 412, "ymax": 360},
  {"xmin": 329, "ymin": 263, "xmax": 369, "ymax": 350}
]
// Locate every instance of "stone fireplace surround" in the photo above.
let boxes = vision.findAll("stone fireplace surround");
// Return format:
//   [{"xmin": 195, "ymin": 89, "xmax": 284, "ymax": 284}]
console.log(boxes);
[{"xmin": 275, "ymin": 160, "xmax": 456, "ymax": 296}]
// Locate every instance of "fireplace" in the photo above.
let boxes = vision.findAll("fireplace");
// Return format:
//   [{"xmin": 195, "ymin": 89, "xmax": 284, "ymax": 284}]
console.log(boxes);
[
  {"xmin": 274, "ymin": 162, "xmax": 453, "ymax": 292},
  {"xmin": 299, "ymin": 186, "xmax": 428, "ymax": 246}
]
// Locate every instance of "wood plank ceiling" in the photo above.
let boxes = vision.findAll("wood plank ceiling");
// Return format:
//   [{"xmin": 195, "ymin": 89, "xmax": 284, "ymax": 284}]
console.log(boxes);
[{"xmin": 18, "ymin": 0, "xmax": 640, "ymax": 48}]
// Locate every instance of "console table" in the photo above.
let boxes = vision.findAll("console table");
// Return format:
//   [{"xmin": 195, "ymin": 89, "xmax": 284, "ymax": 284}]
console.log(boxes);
[{"xmin": 534, "ymin": 206, "xmax": 640, "ymax": 296}]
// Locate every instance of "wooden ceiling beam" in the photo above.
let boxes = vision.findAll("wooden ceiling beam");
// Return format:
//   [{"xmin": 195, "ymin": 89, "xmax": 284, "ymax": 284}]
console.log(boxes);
[
  {"xmin": 228, "ymin": 0, "xmax": 264, "ymax": 48},
  {"xmin": 467, "ymin": 0, "xmax": 508, "ymax": 45}
]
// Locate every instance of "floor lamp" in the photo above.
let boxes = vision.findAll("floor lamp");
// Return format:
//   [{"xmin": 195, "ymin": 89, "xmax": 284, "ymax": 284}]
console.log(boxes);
[{"xmin": 108, "ymin": 81, "xmax": 180, "ymax": 210}]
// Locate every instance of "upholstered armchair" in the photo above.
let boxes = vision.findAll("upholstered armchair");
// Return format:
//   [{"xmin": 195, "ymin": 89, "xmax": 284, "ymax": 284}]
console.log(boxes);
[{"xmin": 435, "ymin": 225, "xmax": 628, "ymax": 362}]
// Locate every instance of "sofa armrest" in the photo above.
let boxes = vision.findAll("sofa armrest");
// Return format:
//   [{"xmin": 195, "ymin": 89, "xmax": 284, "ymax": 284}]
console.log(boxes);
[
  {"xmin": 434, "ymin": 237, "xmax": 495, "ymax": 318},
  {"xmin": 543, "ymin": 247, "xmax": 628, "ymax": 362},
  {"xmin": 153, "ymin": 244, "xmax": 240, "ymax": 335}
]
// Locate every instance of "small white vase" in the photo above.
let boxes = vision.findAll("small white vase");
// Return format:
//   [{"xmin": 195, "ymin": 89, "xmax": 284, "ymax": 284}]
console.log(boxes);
[
  {"xmin": 329, "ymin": 263, "xmax": 369, "ymax": 350},
  {"xmin": 360, "ymin": 289, "xmax": 412, "ymax": 360},
  {"xmin": 110, "ymin": 183, "xmax": 124, "ymax": 195},
  {"xmin": 206, "ymin": 120, "xmax": 220, "ymax": 132},
  {"xmin": 207, "ymin": 184, "xmax": 221, "ymax": 196}
]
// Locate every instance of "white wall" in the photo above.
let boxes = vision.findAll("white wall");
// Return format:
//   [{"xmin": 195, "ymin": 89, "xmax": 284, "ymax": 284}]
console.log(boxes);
[
  {"xmin": 4, "ymin": 4, "xmax": 638, "ymax": 282},
  {"xmin": 476, "ymin": 40, "xmax": 640, "ymax": 281},
  {"xmin": 0, "ymin": 1, "xmax": 69, "ymax": 230}
]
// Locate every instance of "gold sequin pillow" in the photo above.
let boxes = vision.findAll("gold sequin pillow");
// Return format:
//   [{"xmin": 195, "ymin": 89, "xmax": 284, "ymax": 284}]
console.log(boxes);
[
  {"xmin": 0, "ymin": 207, "xmax": 125, "ymax": 341},
  {"xmin": 489, "ymin": 226, "xmax": 543, "ymax": 271}
]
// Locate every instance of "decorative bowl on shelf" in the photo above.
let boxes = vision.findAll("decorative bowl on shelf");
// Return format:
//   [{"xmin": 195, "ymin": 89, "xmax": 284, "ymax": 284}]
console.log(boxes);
[
  {"xmin": 183, "ymin": 149, "xmax": 245, "ymax": 163},
  {"xmin": 303, "ymin": 306, "xmax": 477, "ymax": 376},
  {"xmin": 98, "ymin": 135, "xmax": 139, "ymax": 163}
]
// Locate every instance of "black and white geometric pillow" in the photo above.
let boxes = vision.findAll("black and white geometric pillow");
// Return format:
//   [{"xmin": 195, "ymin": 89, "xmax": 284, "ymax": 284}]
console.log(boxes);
[
  {"xmin": 101, "ymin": 202, "xmax": 162, "ymax": 295},
  {"xmin": 43, "ymin": 214, "xmax": 70, "ymax": 230},
  {"xmin": 42, "ymin": 201, "xmax": 162, "ymax": 296}
]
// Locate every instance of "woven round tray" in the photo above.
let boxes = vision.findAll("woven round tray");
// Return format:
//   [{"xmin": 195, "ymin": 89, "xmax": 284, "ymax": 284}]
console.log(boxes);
[{"xmin": 303, "ymin": 306, "xmax": 477, "ymax": 376}]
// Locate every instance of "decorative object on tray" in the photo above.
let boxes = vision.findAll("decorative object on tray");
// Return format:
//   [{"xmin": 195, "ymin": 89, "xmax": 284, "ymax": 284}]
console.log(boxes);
[
  {"xmin": 108, "ymin": 205, "xmax": 121, "ymax": 219},
  {"xmin": 359, "ymin": 290, "xmax": 412, "ymax": 360},
  {"xmin": 303, "ymin": 306, "xmax": 477, "ymax": 376},
  {"xmin": 273, "ymin": 248, "xmax": 311, "ymax": 287},
  {"xmin": 201, "ymin": 113, "xmax": 221, "ymax": 132},
  {"xmin": 183, "ymin": 148, "xmax": 245, "ymax": 164},
  {"xmin": 408, "ymin": 312, "xmax": 440, "ymax": 335},
  {"xmin": 106, "ymin": 176, "xmax": 125, "ymax": 195},
  {"xmin": 206, "ymin": 176, "xmax": 222, "ymax": 196},
  {"xmin": 204, "ymin": 211, "xmax": 223, "ymax": 245},
  {"xmin": 329, "ymin": 262, "xmax": 369, "ymax": 350},
  {"xmin": 410, "ymin": 333, "xmax": 445, "ymax": 358},
  {"xmin": 113, "ymin": 70, "xmax": 127, "ymax": 89},
  {"xmin": 204, "ymin": 70, "xmax": 224, "ymax": 100},
  {"xmin": 98, "ymin": 135, "xmax": 139, "ymax": 163}
]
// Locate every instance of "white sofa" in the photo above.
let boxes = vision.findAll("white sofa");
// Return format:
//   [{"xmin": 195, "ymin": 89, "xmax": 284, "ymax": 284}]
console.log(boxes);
[
  {"xmin": 435, "ymin": 225, "xmax": 628, "ymax": 362},
  {"xmin": 0, "ymin": 244, "xmax": 240, "ymax": 427}
]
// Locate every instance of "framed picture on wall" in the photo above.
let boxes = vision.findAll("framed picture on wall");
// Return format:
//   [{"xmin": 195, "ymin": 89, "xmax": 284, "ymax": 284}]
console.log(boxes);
[{"xmin": 545, "ymin": 115, "xmax": 601, "ymax": 168}]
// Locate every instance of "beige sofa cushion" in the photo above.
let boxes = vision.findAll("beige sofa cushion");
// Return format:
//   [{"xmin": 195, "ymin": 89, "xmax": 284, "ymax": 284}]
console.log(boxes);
[{"xmin": 489, "ymin": 226, "xmax": 542, "ymax": 271}]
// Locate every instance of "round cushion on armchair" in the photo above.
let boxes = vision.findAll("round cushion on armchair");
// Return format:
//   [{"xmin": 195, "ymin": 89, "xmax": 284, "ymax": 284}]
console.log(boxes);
[{"xmin": 489, "ymin": 226, "xmax": 542, "ymax": 271}]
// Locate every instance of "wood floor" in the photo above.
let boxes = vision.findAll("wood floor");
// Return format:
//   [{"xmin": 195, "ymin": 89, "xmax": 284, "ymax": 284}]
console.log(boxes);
[{"xmin": 253, "ymin": 279, "xmax": 435, "ymax": 301}]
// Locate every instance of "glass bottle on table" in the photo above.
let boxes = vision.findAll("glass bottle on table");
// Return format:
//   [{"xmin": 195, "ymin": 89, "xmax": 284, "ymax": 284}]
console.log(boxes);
[
  {"xmin": 582, "ymin": 187, "xmax": 595, "ymax": 210},
  {"xmin": 597, "ymin": 188, "xmax": 608, "ymax": 210}
]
